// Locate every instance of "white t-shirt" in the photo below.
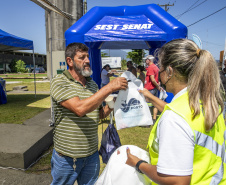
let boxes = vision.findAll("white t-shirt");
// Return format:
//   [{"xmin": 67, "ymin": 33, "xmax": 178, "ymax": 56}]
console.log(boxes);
[
  {"xmin": 156, "ymin": 87, "xmax": 195, "ymax": 176},
  {"xmin": 101, "ymin": 69, "xmax": 110, "ymax": 85}
]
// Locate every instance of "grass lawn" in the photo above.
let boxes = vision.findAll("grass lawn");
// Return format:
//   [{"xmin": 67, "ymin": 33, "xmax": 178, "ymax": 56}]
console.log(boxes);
[
  {"xmin": 6, "ymin": 80, "xmax": 50, "ymax": 92},
  {"xmin": 0, "ymin": 73, "xmax": 47, "ymax": 78},
  {"xmin": 1, "ymin": 73, "xmax": 51, "ymax": 124},
  {"xmin": 2, "ymin": 73, "xmax": 50, "ymax": 92},
  {"xmin": 1, "ymin": 73, "xmax": 154, "ymax": 176},
  {"xmin": 0, "ymin": 94, "xmax": 51, "ymax": 124}
]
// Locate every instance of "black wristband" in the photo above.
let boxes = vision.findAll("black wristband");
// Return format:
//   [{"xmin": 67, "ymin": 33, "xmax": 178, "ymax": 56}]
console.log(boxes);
[{"xmin": 135, "ymin": 160, "xmax": 147, "ymax": 174}]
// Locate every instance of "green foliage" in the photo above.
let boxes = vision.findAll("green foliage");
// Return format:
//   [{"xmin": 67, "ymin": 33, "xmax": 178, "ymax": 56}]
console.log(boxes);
[
  {"xmin": 101, "ymin": 52, "xmax": 109, "ymax": 57},
  {"xmin": 121, "ymin": 58, "xmax": 127, "ymax": 70},
  {"xmin": 15, "ymin": 60, "xmax": 27, "ymax": 73},
  {"xmin": 126, "ymin": 49, "xmax": 145, "ymax": 65},
  {"xmin": 9, "ymin": 59, "xmax": 17, "ymax": 73}
]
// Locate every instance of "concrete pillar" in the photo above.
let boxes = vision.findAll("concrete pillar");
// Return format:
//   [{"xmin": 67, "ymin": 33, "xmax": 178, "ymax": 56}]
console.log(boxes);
[{"xmin": 46, "ymin": 0, "xmax": 83, "ymax": 79}]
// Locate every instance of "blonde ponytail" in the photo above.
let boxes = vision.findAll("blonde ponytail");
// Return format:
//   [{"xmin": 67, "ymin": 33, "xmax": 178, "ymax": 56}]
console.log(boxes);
[
  {"xmin": 188, "ymin": 49, "xmax": 224, "ymax": 131},
  {"xmin": 158, "ymin": 39, "xmax": 224, "ymax": 131}
]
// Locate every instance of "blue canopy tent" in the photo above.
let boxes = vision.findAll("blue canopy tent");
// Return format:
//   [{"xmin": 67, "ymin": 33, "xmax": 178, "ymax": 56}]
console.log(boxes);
[
  {"xmin": 65, "ymin": 4, "xmax": 187, "ymax": 87},
  {"xmin": 0, "ymin": 29, "xmax": 33, "ymax": 51},
  {"xmin": 0, "ymin": 29, "xmax": 37, "ymax": 99}
]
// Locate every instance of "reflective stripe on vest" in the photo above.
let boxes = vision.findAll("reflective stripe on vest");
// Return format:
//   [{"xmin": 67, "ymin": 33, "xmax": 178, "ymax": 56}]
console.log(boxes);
[
  {"xmin": 195, "ymin": 130, "xmax": 226, "ymax": 184},
  {"xmin": 211, "ymin": 130, "xmax": 226, "ymax": 185},
  {"xmin": 195, "ymin": 130, "xmax": 226, "ymax": 162}
]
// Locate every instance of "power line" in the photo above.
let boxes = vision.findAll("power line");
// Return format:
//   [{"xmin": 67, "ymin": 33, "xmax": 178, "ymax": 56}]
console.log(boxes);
[
  {"xmin": 192, "ymin": 22, "xmax": 226, "ymax": 33},
  {"xmin": 176, "ymin": 0, "xmax": 207, "ymax": 19},
  {"xmin": 187, "ymin": 6, "xmax": 226, "ymax": 27},
  {"xmin": 202, "ymin": 41, "xmax": 224, "ymax": 47},
  {"xmin": 176, "ymin": 0, "xmax": 200, "ymax": 19}
]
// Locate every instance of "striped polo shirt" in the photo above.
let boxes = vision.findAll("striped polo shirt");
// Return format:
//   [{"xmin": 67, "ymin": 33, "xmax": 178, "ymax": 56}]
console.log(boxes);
[{"xmin": 50, "ymin": 70, "xmax": 100, "ymax": 158}]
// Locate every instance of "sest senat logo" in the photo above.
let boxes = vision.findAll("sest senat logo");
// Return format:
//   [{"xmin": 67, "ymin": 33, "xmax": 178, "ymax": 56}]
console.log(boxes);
[
  {"xmin": 94, "ymin": 24, "xmax": 154, "ymax": 31},
  {"xmin": 120, "ymin": 98, "xmax": 143, "ymax": 113}
]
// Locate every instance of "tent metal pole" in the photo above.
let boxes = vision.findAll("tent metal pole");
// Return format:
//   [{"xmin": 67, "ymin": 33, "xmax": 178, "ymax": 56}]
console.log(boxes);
[
  {"xmin": 49, "ymin": 11, "xmax": 55, "ymax": 126},
  {"xmin": 49, "ymin": 12, "xmax": 53, "ymax": 81},
  {"xmin": 32, "ymin": 49, "xmax": 36, "ymax": 98}
]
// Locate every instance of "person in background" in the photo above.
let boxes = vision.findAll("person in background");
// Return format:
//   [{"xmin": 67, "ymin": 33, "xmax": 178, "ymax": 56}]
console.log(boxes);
[
  {"xmin": 50, "ymin": 42, "xmax": 128, "ymax": 185},
  {"xmin": 144, "ymin": 55, "xmax": 161, "ymax": 123},
  {"xmin": 136, "ymin": 65, "xmax": 145, "ymax": 85},
  {"xmin": 127, "ymin": 61, "xmax": 137, "ymax": 77},
  {"xmin": 126, "ymin": 39, "xmax": 226, "ymax": 185},
  {"xmin": 220, "ymin": 59, "xmax": 226, "ymax": 91},
  {"xmin": 220, "ymin": 59, "xmax": 226, "ymax": 118},
  {"xmin": 101, "ymin": 64, "xmax": 114, "ymax": 87}
]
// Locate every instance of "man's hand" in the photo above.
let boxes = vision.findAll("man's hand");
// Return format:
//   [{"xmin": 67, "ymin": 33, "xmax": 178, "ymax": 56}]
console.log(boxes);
[{"xmin": 107, "ymin": 77, "xmax": 128, "ymax": 92}]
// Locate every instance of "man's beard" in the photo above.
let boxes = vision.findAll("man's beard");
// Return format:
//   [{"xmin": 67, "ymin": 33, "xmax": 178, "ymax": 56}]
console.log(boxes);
[{"xmin": 73, "ymin": 61, "xmax": 93, "ymax": 77}]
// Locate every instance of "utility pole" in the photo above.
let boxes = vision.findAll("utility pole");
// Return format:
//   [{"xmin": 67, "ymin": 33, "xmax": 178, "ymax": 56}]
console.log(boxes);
[
  {"xmin": 84, "ymin": 0, "xmax": 87, "ymax": 14},
  {"xmin": 30, "ymin": 0, "xmax": 83, "ymax": 126},
  {"xmin": 158, "ymin": 3, "xmax": 174, "ymax": 11}
]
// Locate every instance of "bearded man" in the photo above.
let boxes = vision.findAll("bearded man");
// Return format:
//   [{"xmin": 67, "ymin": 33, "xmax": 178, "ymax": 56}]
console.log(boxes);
[{"xmin": 50, "ymin": 42, "xmax": 128, "ymax": 185}]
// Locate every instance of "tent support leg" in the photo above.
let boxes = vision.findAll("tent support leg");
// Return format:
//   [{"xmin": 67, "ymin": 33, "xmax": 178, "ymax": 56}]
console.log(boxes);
[
  {"xmin": 32, "ymin": 49, "xmax": 36, "ymax": 98},
  {"xmin": 49, "ymin": 11, "xmax": 55, "ymax": 127}
]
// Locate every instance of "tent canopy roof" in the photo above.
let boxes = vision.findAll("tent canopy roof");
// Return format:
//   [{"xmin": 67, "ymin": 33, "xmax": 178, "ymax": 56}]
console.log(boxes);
[
  {"xmin": 0, "ymin": 29, "xmax": 33, "ymax": 51},
  {"xmin": 65, "ymin": 4, "xmax": 187, "ymax": 49},
  {"xmin": 65, "ymin": 4, "xmax": 188, "ymax": 87}
]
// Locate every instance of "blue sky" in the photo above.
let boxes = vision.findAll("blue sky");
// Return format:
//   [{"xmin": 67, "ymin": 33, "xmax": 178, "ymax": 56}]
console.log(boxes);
[{"xmin": 0, "ymin": 0, "xmax": 225, "ymax": 60}]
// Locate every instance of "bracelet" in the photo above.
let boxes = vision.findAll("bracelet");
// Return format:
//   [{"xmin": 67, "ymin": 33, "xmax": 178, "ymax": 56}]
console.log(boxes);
[{"xmin": 135, "ymin": 160, "xmax": 147, "ymax": 174}]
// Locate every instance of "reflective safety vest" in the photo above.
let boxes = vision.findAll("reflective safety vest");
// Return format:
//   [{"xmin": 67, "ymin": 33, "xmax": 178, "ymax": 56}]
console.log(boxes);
[{"xmin": 148, "ymin": 92, "xmax": 226, "ymax": 185}]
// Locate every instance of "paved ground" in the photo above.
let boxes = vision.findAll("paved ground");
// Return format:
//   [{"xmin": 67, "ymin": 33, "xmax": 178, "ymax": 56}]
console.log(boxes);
[
  {"xmin": 0, "ymin": 107, "xmax": 53, "ymax": 185},
  {"xmin": 0, "ymin": 168, "xmax": 78, "ymax": 185},
  {"xmin": 0, "ymin": 168, "xmax": 52, "ymax": 185}
]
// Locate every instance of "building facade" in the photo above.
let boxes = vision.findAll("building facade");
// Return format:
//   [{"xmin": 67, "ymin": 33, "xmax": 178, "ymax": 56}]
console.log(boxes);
[{"xmin": 0, "ymin": 51, "xmax": 46, "ymax": 73}]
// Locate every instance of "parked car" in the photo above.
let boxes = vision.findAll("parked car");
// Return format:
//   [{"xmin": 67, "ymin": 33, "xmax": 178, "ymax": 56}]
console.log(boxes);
[{"xmin": 32, "ymin": 67, "xmax": 45, "ymax": 73}]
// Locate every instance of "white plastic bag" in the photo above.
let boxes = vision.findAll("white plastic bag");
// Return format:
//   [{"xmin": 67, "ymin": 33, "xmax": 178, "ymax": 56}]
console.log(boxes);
[
  {"xmin": 114, "ymin": 71, "xmax": 153, "ymax": 130},
  {"xmin": 95, "ymin": 145, "xmax": 152, "ymax": 185},
  {"xmin": 159, "ymin": 89, "xmax": 168, "ymax": 101}
]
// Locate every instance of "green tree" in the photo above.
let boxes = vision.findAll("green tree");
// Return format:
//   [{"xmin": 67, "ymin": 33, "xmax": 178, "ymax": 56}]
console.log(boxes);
[
  {"xmin": 15, "ymin": 60, "xmax": 27, "ymax": 73},
  {"xmin": 9, "ymin": 59, "xmax": 17, "ymax": 73},
  {"xmin": 126, "ymin": 49, "xmax": 145, "ymax": 65},
  {"xmin": 121, "ymin": 58, "xmax": 127, "ymax": 70},
  {"xmin": 101, "ymin": 52, "xmax": 109, "ymax": 57}
]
